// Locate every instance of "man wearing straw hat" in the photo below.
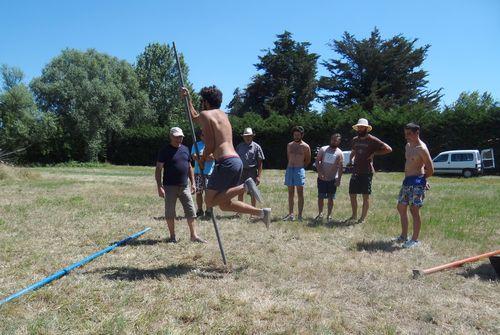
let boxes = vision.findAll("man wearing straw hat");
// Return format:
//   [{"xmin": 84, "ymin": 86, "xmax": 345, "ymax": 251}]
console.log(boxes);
[
  {"xmin": 236, "ymin": 127, "xmax": 265, "ymax": 209},
  {"xmin": 348, "ymin": 118, "xmax": 392, "ymax": 224}
]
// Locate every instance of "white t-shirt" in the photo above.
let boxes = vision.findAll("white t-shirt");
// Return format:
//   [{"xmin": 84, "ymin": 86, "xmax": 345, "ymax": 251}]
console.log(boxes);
[{"xmin": 316, "ymin": 146, "xmax": 343, "ymax": 181}]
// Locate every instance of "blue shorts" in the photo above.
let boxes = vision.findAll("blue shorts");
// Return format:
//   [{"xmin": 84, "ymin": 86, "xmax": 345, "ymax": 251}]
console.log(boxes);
[
  {"xmin": 285, "ymin": 167, "xmax": 305, "ymax": 187},
  {"xmin": 317, "ymin": 178, "xmax": 337, "ymax": 199},
  {"xmin": 207, "ymin": 156, "xmax": 243, "ymax": 192}
]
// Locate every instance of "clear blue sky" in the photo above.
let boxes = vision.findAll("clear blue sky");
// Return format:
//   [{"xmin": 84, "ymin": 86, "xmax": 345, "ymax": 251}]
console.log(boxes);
[{"xmin": 1, "ymin": 0, "xmax": 499, "ymax": 109}]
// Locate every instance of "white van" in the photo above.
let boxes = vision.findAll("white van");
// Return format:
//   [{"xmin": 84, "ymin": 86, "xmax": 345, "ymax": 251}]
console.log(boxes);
[
  {"xmin": 432, "ymin": 149, "xmax": 495, "ymax": 177},
  {"xmin": 342, "ymin": 150, "xmax": 352, "ymax": 171}
]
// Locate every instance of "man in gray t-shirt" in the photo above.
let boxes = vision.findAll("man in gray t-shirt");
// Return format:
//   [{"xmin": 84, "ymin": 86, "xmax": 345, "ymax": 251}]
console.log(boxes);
[
  {"xmin": 314, "ymin": 133, "xmax": 343, "ymax": 223},
  {"xmin": 236, "ymin": 127, "xmax": 265, "ymax": 208}
]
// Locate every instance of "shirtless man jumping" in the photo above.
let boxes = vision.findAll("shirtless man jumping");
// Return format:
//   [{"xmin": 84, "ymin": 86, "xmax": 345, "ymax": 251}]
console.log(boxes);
[
  {"xmin": 393, "ymin": 123, "xmax": 434, "ymax": 248},
  {"xmin": 180, "ymin": 86, "xmax": 271, "ymax": 227}
]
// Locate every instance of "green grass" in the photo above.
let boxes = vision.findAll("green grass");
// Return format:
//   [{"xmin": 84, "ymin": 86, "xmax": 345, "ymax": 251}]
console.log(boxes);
[{"xmin": 0, "ymin": 166, "xmax": 498, "ymax": 334}]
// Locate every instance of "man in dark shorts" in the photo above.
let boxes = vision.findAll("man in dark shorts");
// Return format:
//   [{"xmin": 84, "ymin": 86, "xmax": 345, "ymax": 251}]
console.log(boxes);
[
  {"xmin": 180, "ymin": 86, "xmax": 271, "ymax": 227},
  {"xmin": 191, "ymin": 130, "xmax": 214, "ymax": 218},
  {"xmin": 314, "ymin": 133, "xmax": 343, "ymax": 223},
  {"xmin": 348, "ymin": 118, "xmax": 392, "ymax": 224},
  {"xmin": 393, "ymin": 123, "xmax": 434, "ymax": 248},
  {"xmin": 155, "ymin": 127, "xmax": 206, "ymax": 243},
  {"xmin": 236, "ymin": 127, "xmax": 265, "ymax": 209}
]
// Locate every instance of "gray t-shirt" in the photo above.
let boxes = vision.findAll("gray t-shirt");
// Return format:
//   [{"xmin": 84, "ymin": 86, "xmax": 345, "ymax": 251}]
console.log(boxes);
[{"xmin": 236, "ymin": 141, "xmax": 265, "ymax": 169}]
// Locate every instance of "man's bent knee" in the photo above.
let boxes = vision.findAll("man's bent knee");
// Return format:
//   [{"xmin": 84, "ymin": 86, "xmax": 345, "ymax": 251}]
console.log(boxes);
[{"xmin": 219, "ymin": 201, "xmax": 232, "ymax": 211}]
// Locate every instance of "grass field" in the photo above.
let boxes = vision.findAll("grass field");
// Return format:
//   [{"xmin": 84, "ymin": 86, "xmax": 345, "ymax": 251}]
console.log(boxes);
[{"xmin": 0, "ymin": 164, "xmax": 499, "ymax": 334}]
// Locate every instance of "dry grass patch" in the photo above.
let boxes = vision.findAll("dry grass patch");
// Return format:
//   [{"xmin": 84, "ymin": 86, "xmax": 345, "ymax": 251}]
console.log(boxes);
[{"xmin": 0, "ymin": 167, "xmax": 498, "ymax": 334}]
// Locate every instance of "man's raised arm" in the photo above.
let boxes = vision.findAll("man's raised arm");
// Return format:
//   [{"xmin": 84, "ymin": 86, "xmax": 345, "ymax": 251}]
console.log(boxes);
[{"xmin": 180, "ymin": 87, "xmax": 200, "ymax": 124}]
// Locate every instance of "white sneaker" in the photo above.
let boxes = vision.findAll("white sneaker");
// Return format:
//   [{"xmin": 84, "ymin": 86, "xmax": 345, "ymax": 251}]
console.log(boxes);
[
  {"xmin": 282, "ymin": 214, "xmax": 294, "ymax": 221},
  {"xmin": 244, "ymin": 178, "xmax": 263, "ymax": 203},
  {"xmin": 402, "ymin": 239, "xmax": 421, "ymax": 249},
  {"xmin": 314, "ymin": 213, "xmax": 323, "ymax": 222},
  {"xmin": 262, "ymin": 208, "xmax": 271, "ymax": 228}
]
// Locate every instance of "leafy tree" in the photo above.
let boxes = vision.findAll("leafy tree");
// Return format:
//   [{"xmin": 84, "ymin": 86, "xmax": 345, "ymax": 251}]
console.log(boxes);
[
  {"xmin": 229, "ymin": 31, "xmax": 319, "ymax": 117},
  {"xmin": 30, "ymin": 49, "xmax": 153, "ymax": 161},
  {"xmin": 0, "ymin": 65, "xmax": 37, "ymax": 152},
  {"xmin": 319, "ymin": 28, "xmax": 442, "ymax": 112},
  {"xmin": 135, "ymin": 42, "xmax": 199, "ymax": 128}
]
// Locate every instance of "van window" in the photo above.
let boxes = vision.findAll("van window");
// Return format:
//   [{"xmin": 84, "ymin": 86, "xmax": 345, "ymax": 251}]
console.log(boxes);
[
  {"xmin": 451, "ymin": 153, "xmax": 473, "ymax": 162},
  {"xmin": 433, "ymin": 154, "xmax": 448, "ymax": 163}
]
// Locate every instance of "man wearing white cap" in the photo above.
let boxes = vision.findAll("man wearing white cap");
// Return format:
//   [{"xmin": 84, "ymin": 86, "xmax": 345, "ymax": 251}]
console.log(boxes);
[
  {"xmin": 348, "ymin": 118, "xmax": 392, "ymax": 224},
  {"xmin": 236, "ymin": 127, "xmax": 265, "ymax": 208},
  {"xmin": 155, "ymin": 127, "xmax": 206, "ymax": 243}
]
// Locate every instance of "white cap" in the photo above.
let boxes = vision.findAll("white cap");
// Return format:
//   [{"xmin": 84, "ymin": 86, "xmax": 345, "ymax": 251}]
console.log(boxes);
[{"xmin": 170, "ymin": 127, "xmax": 184, "ymax": 137}]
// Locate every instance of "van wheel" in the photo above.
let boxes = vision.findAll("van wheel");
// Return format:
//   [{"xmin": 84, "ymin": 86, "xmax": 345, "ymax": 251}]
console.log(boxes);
[{"xmin": 462, "ymin": 169, "xmax": 473, "ymax": 178}]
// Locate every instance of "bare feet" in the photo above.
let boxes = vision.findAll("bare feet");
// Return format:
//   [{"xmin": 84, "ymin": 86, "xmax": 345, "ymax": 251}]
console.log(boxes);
[{"xmin": 191, "ymin": 236, "xmax": 207, "ymax": 243}]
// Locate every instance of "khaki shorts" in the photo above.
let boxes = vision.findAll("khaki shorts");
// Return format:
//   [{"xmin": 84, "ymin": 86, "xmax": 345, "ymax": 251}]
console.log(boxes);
[{"xmin": 164, "ymin": 185, "xmax": 196, "ymax": 219}]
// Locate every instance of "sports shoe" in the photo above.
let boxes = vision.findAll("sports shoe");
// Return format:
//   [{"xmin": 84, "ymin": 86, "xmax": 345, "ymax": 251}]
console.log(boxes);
[
  {"xmin": 262, "ymin": 208, "xmax": 271, "ymax": 228},
  {"xmin": 314, "ymin": 213, "xmax": 323, "ymax": 222},
  {"xmin": 391, "ymin": 235, "xmax": 408, "ymax": 243},
  {"xmin": 244, "ymin": 178, "xmax": 263, "ymax": 203},
  {"xmin": 297, "ymin": 215, "xmax": 304, "ymax": 222},
  {"xmin": 402, "ymin": 239, "xmax": 421, "ymax": 249},
  {"xmin": 282, "ymin": 214, "xmax": 295, "ymax": 221}
]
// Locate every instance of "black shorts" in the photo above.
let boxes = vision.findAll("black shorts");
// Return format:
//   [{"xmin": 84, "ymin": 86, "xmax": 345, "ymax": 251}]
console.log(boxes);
[
  {"xmin": 349, "ymin": 173, "xmax": 373, "ymax": 195},
  {"xmin": 240, "ymin": 167, "xmax": 258, "ymax": 183},
  {"xmin": 317, "ymin": 178, "xmax": 337, "ymax": 199},
  {"xmin": 207, "ymin": 156, "xmax": 243, "ymax": 192}
]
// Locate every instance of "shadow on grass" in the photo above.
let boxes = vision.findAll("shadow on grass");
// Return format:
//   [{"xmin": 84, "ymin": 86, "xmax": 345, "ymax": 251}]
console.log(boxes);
[
  {"xmin": 355, "ymin": 240, "xmax": 400, "ymax": 253},
  {"xmin": 88, "ymin": 263, "xmax": 248, "ymax": 281},
  {"xmin": 458, "ymin": 263, "xmax": 498, "ymax": 281},
  {"xmin": 120, "ymin": 238, "xmax": 164, "ymax": 246},
  {"xmin": 90, "ymin": 264, "xmax": 195, "ymax": 281},
  {"xmin": 306, "ymin": 218, "xmax": 357, "ymax": 228}
]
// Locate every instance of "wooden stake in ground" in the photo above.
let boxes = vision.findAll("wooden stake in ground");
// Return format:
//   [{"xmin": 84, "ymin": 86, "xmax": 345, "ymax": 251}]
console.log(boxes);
[
  {"xmin": 413, "ymin": 249, "xmax": 500, "ymax": 278},
  {"xmin": 172, "ymin": 42, "xmax": 227, "ymax": 265}
]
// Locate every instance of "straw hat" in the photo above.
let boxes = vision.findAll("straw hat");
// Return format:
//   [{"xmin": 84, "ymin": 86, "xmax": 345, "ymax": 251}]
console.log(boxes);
[
  {"xmin": 242, "ymin": 127, "xmax": 255, "ymax": 136},
  {"xmin": 352, "ymin": 118, "xmax": 372, "ymax": 132}
]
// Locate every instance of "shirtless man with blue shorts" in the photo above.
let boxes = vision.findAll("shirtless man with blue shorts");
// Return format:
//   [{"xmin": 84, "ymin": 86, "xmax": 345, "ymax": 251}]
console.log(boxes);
[{"xmin": 393, "ymin": 123, "xmax": 434, "ymax": 248}]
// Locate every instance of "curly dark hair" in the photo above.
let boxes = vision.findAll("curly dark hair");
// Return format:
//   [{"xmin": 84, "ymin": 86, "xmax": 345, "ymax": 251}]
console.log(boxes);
[{"xmin": 200, "ymin": 86, "xmax": 222, "ymax": 109}]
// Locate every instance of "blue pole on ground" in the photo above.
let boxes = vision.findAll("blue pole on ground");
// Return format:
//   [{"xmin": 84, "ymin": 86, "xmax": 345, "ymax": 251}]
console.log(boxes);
[{"xmin": 0, "ymin": 227, "xmax": 151, "ymax": 306}]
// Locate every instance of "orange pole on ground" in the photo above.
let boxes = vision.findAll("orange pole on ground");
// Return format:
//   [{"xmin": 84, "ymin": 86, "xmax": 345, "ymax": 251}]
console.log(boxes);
[{"xmin": 413, "ymin": 250, "xmax": 500, "ymax": 277}]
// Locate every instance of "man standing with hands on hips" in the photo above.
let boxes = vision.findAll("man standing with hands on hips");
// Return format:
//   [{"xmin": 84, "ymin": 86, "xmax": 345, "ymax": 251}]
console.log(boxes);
[{"xmin": 348, "ymin": 118, "xmax": 392, "ymax": 224}]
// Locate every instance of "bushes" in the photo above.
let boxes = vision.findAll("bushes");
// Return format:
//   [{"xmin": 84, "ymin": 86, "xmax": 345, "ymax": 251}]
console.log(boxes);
[
  {"xmin": 107, "ymin": 126, "xmax": 170, "ymax": 166},
  {"xmin": 19, "ymin": 92, "xmax": 499, "ymax": 171}
]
